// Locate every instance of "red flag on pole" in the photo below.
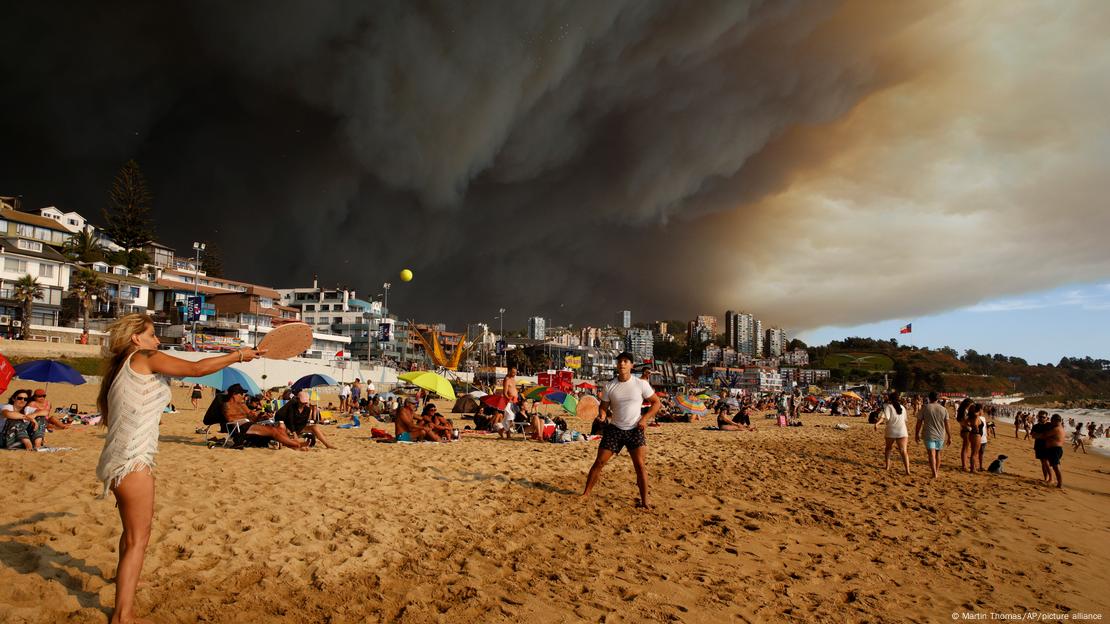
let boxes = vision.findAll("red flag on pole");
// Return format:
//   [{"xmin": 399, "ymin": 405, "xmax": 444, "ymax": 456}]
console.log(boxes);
[
  {"xmin": 899, "ymin": 323, "xmax": 912, "ymax": 334},
  {"xmin": 336, "ymin": 350, "xmax": 345, "ymax": 358}
]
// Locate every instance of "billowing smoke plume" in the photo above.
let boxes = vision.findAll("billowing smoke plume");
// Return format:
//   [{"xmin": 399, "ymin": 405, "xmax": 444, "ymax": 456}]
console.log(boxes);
[{"xmin": 1, "ymin": 0, "xmax": 1107, "ymax": 333}]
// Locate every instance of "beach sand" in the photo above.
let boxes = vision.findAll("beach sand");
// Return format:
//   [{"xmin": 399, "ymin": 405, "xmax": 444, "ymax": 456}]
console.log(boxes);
[{"xmin": 1, "ymin": 382, "xmax": 1108, "ymax": 623}]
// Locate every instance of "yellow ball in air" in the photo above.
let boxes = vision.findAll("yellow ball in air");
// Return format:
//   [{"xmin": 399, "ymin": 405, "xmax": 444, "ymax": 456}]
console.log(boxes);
[{"xmin": 400, "ymin": 269, "xmax": 413, "ymax": 282}]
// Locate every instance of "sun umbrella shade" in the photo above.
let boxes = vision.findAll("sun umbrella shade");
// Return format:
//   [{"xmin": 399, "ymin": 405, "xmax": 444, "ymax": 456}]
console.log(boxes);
[
  {"xmin": 481, "ymin": 395, "xmax": 510, "ymax": 411},
  {"xmin": 0, "ymin": 355, "xmax": 15, "ymax": 393},
  {"xmin": 468, "ymin": 390, "xmax": 488, "ymax": 398},
  {"xmin": 523, "ymin": 386, "xmax": 550, "ymax": 400},
  {"xmin": 14, "ymin": 360, "xmax": 86, "ymax": 385},
  {"xmin": 696, "ymin": 393, "xmax": 712, "ymax": 400},
  {"xmin": 841, "ymin": 391, "xmax": 863, "ymax": 400},
  {"xmin": 183, "ymin": 366, "xmax": 261, "ymax": 395},
  {"xmin": 575, "ymin": 382, "xmax": 596, "ymax": 389},
  {"xmin": 675, "ymin": 394, "xmax": 708, "ymax": 415},
  {"xmin": 398, "ymin": 371, "xmax": 457, "ymax": 401},
  {"xmin": 291, "ymin": 373, "xmax": 338, "ymax": 392},
  {"xmin": 542, "ymin": 391, "xmax": 579, "ymax": 415}
]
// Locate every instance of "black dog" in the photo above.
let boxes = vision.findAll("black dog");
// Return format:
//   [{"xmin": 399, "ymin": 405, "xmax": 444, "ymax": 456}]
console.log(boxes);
[{"xmin": 987, "ymin": 454, "xmax": 1008, "ymax": 474}]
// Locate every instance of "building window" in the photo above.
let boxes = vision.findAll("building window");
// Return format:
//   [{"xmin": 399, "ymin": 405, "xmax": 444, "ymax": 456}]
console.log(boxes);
[
  {"xmin": 16, "ymin": 239, "xmax": 43, "ymax": 252},
  {"xmin": 4, "ymin": 258, "xmax": 27, "ymax": 273},
  {"xmin": 129, "ymin": 287, "xmax": 141, "ymax": 298},
  {"xmin": 68, "ymin": 219, "xmax": 79, "ymax": 226},
  {"xmin": 305, "ymin": 316, "xmax": 315, "ymax": 324},
  {"xmin": 38, "ymin": 264, "xmax": 54, "ymax": 278}
]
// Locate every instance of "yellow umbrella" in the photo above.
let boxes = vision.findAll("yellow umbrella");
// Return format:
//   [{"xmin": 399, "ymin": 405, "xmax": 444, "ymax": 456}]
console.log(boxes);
[
  {"xmin": 398, "ymin": 371, "xmax": 457, "ymax": 401},
  {"xmin": 841, "ymin": 391, "xmax": 862, "ymax": 400}
]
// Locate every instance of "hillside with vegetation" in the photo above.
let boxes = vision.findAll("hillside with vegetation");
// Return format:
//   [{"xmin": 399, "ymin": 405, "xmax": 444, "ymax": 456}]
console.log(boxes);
[{"xmin": 807, "ymin": 337, "xmax": 1110, "ymax": 401}]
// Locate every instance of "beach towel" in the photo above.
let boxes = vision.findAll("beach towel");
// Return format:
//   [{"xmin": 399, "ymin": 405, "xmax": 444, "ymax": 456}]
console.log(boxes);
[{"xmin": 35, "ymin": 447, "xmax": 77, "ymax": 453}]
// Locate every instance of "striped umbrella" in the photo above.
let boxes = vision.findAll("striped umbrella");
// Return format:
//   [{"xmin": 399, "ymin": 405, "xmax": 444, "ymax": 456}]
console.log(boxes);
[
  {"xmin": 674, "ymin": 394, "xmax": 708, "ymax": 415},
  {"xmin": 523, "ymin": 385, "xmax": 551, "ymax": 400},
  {"xmin": 541, "ymin": 390, "xmax": 578, "ymax": 415}
]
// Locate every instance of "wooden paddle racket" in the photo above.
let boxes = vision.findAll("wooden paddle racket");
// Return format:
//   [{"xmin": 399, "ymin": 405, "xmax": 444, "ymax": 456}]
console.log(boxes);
[{"xmin": 256, "ymin": 323, "xmax": 313, "ymax": 360}]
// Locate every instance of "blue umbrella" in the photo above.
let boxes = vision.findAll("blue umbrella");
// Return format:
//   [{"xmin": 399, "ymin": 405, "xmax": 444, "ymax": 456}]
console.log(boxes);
[
  {"xmin": 291, "ymin": 373, "xmax": 337, "ymax": 391},
  {"xmin": 14, "ymin": 360, "xmax": 86, "ymax": 386},
  {"xmin": 182, "ymin": 366, "xmax": 261, "ymax": 395}
]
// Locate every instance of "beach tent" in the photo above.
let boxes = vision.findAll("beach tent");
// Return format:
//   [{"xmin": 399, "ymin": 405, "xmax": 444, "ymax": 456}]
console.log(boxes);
[{"xmin": 452, "ymin": 395, "xmax": 480, "ymax": 414}]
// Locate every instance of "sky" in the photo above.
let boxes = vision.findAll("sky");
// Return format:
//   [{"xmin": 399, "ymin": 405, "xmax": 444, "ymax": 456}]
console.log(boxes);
[
  {"xmin": 1, "ymin": 1, "xmax": 1108, "ymax": 361},
  {"xmin": 797, "ymin": 281, "xmax": 1110, "ymax": 364}
]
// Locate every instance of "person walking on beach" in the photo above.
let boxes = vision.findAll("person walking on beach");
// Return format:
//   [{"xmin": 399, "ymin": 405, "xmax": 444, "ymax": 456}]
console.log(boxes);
[
  {"xmin": 581, "ymin": 352, "xmax": 661, "ymax": 508},
  {"xmin": 95, "ymin": 313, "xmax": 264, "ymax": 624},
  {"xmin": 955, "ymin": 398, "xmax": 972, "ymax": 470},
  {"xmin": 875, "ymin": 390, "xmax": 911, "ymax": 475},
  {"xmin": 1071, "ymin": 423, "xmax": 1087, "ymax": 454},
  {"xmin": 915, "ymin": 392, "xmax": 952, "ymax": 479},
  {"xmin": 1030, "ymin": 411, "xmax": 1051, "ymax": 482},
  {"xmin": 1034, "ymin": 414, "xmax": 1066, "ymax": 488},
  {"xmin": 190, "ymin": 383, "xmax": 203, "ymax": 410},
  {"xmin": 502, "ymin": 366, "xmax": 520, "ymax": 435}
]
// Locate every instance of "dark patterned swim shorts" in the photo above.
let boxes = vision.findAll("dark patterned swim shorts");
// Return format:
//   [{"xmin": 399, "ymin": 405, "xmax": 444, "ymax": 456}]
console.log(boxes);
[{"xmin": 600, "ymin": 423, "xmax": 646, "ymax": 454}]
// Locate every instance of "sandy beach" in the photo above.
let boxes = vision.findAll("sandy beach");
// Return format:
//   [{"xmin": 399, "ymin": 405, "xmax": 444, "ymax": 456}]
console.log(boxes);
[{"xmin": 2, "ymin": 382, "xmax": 1108, "ymax": 623}]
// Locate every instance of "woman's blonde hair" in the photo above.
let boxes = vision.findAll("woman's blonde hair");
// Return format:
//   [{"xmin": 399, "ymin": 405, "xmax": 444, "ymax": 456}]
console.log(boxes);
[{"xmin": 97, "ymin": 313, "xmax": 155, "ymax": 426}]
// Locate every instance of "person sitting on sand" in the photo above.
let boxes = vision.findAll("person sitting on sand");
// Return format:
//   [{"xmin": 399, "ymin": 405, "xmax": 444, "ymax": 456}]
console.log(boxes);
[
  {"xmin": 420, "ymin": 403, "xmax": 452, "ymax": 441},
  {"xmin": 716, "ymin": 406, "xmax": 753, "ymax": 431},
  {"xmin": 276, "ymin": 390, "xmax": 336, "ymax": 449},
  {"xmin": 395, "ymin": 397, "xmax": 438, "ymax": 442},
  {"xmin": 29, "ymin": 389, "xmax": 69, "ymax": 434},
  {"xmin": 2, "ymin": 390, "xmax": 38, "ymax": 450},
  {"xmin": 221, "ymin": 384, "xmax": 307, "ymax": 450}
]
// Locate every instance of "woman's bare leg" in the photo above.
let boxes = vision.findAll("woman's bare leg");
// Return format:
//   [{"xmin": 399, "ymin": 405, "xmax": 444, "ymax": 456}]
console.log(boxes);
[{"xmin": 111, "ymin": 469, "xmax": 155, "ymax": 624}]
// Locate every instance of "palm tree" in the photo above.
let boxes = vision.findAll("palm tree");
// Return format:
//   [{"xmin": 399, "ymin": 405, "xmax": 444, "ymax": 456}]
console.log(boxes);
[
  {"xmin": 12, "ymin": 274, "xmax": 44, "ymax": 340},
  {"xmin": 62, "ymin": 228, "xmax": 106, "ymax": 262},
  {"xmin": 69, "ymin": 268, "xmax": 106, "ymax": 339}
]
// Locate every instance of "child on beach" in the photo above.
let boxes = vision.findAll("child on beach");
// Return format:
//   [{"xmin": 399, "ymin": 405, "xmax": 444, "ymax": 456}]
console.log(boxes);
[{"xmin": 1071, "ymin": 423, "xmax": 1086, "ymax": 454}]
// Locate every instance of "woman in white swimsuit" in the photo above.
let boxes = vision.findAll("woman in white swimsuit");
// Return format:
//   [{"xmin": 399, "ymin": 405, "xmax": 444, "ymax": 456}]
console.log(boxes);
[
  {"xmin": 875, "ymin": 390, "xmax": 911, "ymax": 475},
  {"xmin": 96, "ymin": 314, "xmax": 264, "ymax": 624}
]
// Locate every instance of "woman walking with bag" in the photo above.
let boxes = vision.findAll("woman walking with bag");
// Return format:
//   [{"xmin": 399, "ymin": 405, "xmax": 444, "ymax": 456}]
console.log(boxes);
[{"xmin": 875, "ymin": 390, "xmax": 911, "ymax": 475}]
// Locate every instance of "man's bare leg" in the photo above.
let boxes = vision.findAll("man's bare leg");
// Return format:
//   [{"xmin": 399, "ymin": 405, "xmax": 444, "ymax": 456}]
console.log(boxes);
[
  {"xmin": 306, "ymin": 424, "xmax": 336, "ymax": 449},
  {"xmin": 581, "ymin": 448, "xmax": 614, "ymax": 498},
  {"xmin": 630, "ymin": 446, "xmax": 650, "ymax": 508}
]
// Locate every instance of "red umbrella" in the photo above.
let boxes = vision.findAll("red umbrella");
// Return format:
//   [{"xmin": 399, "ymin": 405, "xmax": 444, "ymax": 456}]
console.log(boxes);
[
  {"xmin": 0, "ymin": 355, "xmax": 15, "ymax": 393},
  {"xmin": 575, "ymin": 382, "xmax": 596, "ymax": 389},
  {"xmin": 481, "ymin": 395, "xmax": 510, "ymax": 411}
]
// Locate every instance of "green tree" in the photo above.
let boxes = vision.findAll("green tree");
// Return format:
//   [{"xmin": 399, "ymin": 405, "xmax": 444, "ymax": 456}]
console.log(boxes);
[
  {"xmin": 107, "ymin": 248, "xmax": 152, "ymax": 274},
  {"xmin": 12, "ymin": 274, "xmax": 43, "ymax": 339},
  {"xmin": 69, "ymin": 268, "xmax": 106, "ymax": 337},
  {"xmin": 62, "ymin": 229, "xmax": 106, "ymax": 262},
  {"xmin": 103, "ymin": 159, "xmax": 156, "ymax": 252},
  {"xmin": 200, "ymin": 242, "xmax": 224, "ymax": 277}
]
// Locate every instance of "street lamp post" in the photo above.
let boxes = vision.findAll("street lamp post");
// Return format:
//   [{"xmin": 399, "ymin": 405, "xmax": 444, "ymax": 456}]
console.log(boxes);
[
  {"xmin": 191, "ymin": 241, "xmax": 205, "ymax": 349},
  {"xmin": 498, "ymin": 307, "xmax": 506, "ymax": 367},
  {"xmin": 382, "ymin": 282, "xmax": 391, "ymax": 315}
]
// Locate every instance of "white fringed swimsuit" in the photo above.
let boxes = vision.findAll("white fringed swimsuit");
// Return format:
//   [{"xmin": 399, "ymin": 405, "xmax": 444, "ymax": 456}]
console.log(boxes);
[{"xmin": 96, "ymin": 351, "xmax": 171, "ymax": 497}]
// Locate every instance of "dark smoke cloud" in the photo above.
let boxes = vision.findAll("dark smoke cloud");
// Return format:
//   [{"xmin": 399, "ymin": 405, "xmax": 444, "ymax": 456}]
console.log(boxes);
[{"xmin": 2, "ymin": 0, "xmax": 1107, "ymax": 334}]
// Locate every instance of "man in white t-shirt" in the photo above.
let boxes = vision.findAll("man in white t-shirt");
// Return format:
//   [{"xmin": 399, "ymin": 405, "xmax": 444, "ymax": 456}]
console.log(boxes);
[
  {"xmin": 581, "ymin": 352, "xmax": 661, "ymax": 508},
  {"xmin": 338, "ymin": 383, "xmax": 351, "ymax": 412}
]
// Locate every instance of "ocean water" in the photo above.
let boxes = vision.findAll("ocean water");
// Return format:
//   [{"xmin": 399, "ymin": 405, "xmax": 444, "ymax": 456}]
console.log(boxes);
[{"xmin": 994, "ymin": 407, "xmax": 1110, "ymax": 455}]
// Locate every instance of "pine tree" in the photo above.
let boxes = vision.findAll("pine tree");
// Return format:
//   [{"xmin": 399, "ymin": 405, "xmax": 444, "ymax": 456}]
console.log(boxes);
[
  {"xmin": 103, "ymin": 160, "xmax": 156, "ymax": 251},
  {"xmin": 200, "ymin": 242, "xmax": 224, "ymax": 277}
]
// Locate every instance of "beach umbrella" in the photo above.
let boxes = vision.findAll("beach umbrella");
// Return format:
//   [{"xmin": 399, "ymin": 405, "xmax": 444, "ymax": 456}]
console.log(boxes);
[
  {"xmin": 575, "ymin": 381, "xmax": 596, "ymax": 390},
  {"xmin": 398, "ymin": 370, "xmax": 457, "ymax": 401},
  {"xmin": 542, "ymin": 391, "xmax": 578, "ymax": 415},
  {"xmin": 14, "ymin": 359, "xmax": 86, "ymax": 386},
  {"xmin": 841, "ymin": 390, "xmax": 863, "ymax": 400},
  {"xmin": 0, "ymin": 355, "xmax": 15, "ymax": 393},
  {"xmin": 183, "ymin": 366, "xmax": 261, "ymax": 395},
  {"xmin": 674, "ymin": 394, "xmax": 708, "ymax": 415},
  {"xmin": 523, "ymin": 385, "xmax": 550, "ymax": 400},
  {"xmin": 468, "ymin": 390, "xmax": 488, "ymax": 398},
  {"xmin": 696, "ymin": 393, "xmax": 712, "ymax": 400},
  {"xmin": 575, "ymin": 395, "xmax": 600, "ymax": 420},
  {"xmin": 291, "ymin": 373, "xmax": 337, "ymax": 392},
  {"xmin": 481, "ymin": 395, "xmax": 510, "ymax": 411}
]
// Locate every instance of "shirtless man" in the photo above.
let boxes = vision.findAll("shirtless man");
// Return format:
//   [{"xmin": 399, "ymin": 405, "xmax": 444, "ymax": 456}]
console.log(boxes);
[
  {"xmin": 395, "ymin": 397, "xmax": 438, "ymax": 442},
  {"xmin": 1034, "ymin": 414, "xmax": 1066, "ymax": 488},
  {"xmin": 502, "ymin": 367, "xmax": 520, "ymax": 435},
  {"xmin": 222, "ymin": 384, "xmax": 307, "ymax": 450}
]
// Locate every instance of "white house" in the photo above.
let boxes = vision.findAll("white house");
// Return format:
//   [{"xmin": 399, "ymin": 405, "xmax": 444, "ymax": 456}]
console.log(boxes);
[
  {"xmin": 38, "ymin": 206, "xmax": 89, "ymax": 233},
  {"xmin": 0, "ymin": 235, "xmax": 72, "ymax": 329}
]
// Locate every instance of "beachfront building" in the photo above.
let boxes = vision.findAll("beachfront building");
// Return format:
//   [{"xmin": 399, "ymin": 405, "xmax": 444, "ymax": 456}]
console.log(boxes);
[
  {"xmin": 277, "ymin": 280, "xmax": 398, "ymax": 362},
  {"xmin": 0, "ymin": 235, "xmax": 71, "ymax": 333},
  {"xmin": 725, "ymin": 310, "xmax": 759, "ymax": 356},
  {"xmin": 0, "ymin": 207, "xmax": 73, "ymax": 251},
  {"xmin": 625, "ymin": 327, "xmax": 654, "ymax": 362},
  {"xmin": 782, "ymin": 348, "xmax": 809, "ymax": 366},
  {"xmin": 84, "ymin": 261, "xmax": 152, "ymax": 317},
  {"xmin": 527, "ymin": 316, "xmax": 546, "ymax": 340},
  {"xmin": 702, "ymin": 343, "xmax": 722, "ymax": 365},
  {"xmin": 765, "ymin": 327, "xmax": 787, "ymax": 357},
  {"xmin": 618, "ymin": 310, "xmax": 631, "ymax": 329},
  {"xmin": 141, "ymin": 241, "xmax": 177, "ymax": 269},
  {"xmin": 737, "ymin": 367, "xmax": 784, "ymax": 393},
  {"xmin": 688, "ymin": 315, "xmax": 718, "ymax": 343},
  {"xmin": 38, "ymin": 206, "xmax": 89, "ymax": 233},
  {"xmin": 580, "ymin": 326, "xmax": 601, "ymax": 348}
]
